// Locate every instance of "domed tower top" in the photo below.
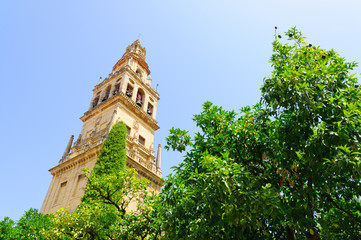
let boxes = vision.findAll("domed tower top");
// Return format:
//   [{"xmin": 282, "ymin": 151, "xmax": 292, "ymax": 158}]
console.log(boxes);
[
  {"xmin": 125, "ymin": 39, "xmax": 146, "ymax": 60},
  {"xmin": 112, "ymin": 39, "xmax": 150, "ymax": 75}
]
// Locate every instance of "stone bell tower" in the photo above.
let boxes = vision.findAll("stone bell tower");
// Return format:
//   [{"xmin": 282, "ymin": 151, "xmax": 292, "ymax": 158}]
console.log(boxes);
[{"xmin": 40, "ymin": 40, "xmax": 162, "ymax": 214}]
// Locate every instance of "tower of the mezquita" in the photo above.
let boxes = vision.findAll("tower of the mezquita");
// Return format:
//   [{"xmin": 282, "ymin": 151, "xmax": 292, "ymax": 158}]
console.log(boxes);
[{"xmin": 40, "ymin": 40, "xmax": 162, "ymax": 214}]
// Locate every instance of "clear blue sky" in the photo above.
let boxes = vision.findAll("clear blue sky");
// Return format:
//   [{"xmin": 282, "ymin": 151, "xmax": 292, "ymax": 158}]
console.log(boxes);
[{"xmin": 1, "ymin": 0, "xmax": 361, "ymax": 220}]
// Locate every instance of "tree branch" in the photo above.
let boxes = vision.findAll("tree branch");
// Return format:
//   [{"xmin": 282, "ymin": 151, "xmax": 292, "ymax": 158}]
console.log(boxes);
[{"xmin": 325, "ymin": 193, "xmax": 361, "ymax": 225}]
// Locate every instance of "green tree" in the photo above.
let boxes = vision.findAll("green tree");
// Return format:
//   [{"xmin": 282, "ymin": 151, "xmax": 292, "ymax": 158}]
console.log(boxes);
[
  {"xmin": 0, "ymin": 208, "xmax": 53, "ymax": 240},
  {"xmin": 81, "ymin": 121, "xmax": 128, "ymax": 207},
  {"xmin": 91, "ymin": 121, "xmax": 127, "ymax": 176},
  {"xmin": 45, "ymin": 121, "xmax": 156, "ymax": 239},
  {"xmin": 45, "ymin": 168, "xmax": 151, "ymax": 240},
  {"xmin": 0, "ymin": 216, "xmax": 15, "ymax": 239},
  {"xmin": 162, "ymin": 27, "xmax": 361, "ymax": 239}
]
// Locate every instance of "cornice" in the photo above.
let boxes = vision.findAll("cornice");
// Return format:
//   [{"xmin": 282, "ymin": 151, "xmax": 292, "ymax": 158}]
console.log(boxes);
[
  {"xmin": 113, "ymin": 52, "xmax": 150, "ymax": 75},
  {"xmin": 49, "ymin": 144, "xmax": 102, "ymax": 176},
  {"xmin": 49, "ymin": 142, "xmax": 163, "ymax": 187}
]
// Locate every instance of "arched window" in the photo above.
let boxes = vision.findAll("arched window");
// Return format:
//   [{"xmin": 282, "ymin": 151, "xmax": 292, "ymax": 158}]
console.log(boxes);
[
  {"xmin": 126, "ymin": 84, "xmax": 133, "ymax": 97},
  {"xmin": 113, "ymin": 83, "xmax": 120, "ymax": 95},
  {"xmin": 92, "ymin": 96, "xmax": 100, "ymax": 108},
  {"xmin": 102, "ymin": 86, "xmax": 111, "ymax": 101},
  {"xmin": 147, "ymin": 103, "xmax": 153, "ymax": 116},
  {"xmin": 136, "ymin": 89, "xmax": 144, "ymax": 106}
]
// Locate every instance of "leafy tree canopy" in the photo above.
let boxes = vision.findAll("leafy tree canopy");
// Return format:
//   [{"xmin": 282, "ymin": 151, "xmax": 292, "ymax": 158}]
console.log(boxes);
[
  {"xmin": 92, "ymin": 121, "xmax": 128, "ymax": 176},
  {"xmin": 161, "ymin": 27, "xmax": 361, "ymax": 239},
  {"xmin": 45, "ymin": 121, "xmax": 155, "ymax": 239},
  {"xmin": 0, "ymin": 208, "xmax": 53, "ymax": 240}
]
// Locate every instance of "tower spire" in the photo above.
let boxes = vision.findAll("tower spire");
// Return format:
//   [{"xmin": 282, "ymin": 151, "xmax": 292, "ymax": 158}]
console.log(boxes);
[{"xmin": 138, "ymin": 33, "xmax": 141, "ymax": 42}]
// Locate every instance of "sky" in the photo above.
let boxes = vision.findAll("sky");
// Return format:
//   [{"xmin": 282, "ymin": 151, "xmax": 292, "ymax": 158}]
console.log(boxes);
[{"xmin": 1, "ymin": 0, "xmax": 361, "ymax": 220}]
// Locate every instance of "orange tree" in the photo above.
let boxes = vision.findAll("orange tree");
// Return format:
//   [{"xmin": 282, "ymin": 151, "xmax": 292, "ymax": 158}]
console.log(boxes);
[
  {"xmin": 160, "ymin": 28, "xmax": 361, "ymax": 239},
  {"xmin": 0, "ymin": 208, "xmax": 53, "ymax": 240}
]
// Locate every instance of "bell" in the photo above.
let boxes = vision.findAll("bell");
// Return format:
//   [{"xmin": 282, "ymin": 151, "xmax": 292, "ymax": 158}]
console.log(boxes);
[{"xmin": 136, "ymin": 99, "xmax": 142, "ymax": 106}]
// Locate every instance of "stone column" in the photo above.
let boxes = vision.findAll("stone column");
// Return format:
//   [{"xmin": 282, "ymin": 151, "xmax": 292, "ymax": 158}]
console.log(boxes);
[
  {"xmin": 143, "ymin": 94, "xmax": 149, "ymax": 112},
  {"xmin": 132, "ymin": 86, "xmax": 139, "ymax": 103},
  {"xmin": 121, "ymin": 75, "xmax": 129, "ymax": 94},
  {"xmin": 151, "ymin": 101, "xmax": 158, "ymax": 120},
  {"xmin": 156, "ymin": 144, "xmax": 161, "ymax": 169},
  {"xmin": 119, "ymin": 74, "xmax": 127, "ymax": 93},
  {"xmin": 109, "ymin": 83, "xmax": 115, "ymax": 98}
]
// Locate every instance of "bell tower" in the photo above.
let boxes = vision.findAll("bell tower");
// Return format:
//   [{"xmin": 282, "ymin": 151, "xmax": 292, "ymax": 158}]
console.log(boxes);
[{"xmin": 40, "ymin": 40, "xmax": 162, "ymax": 214}]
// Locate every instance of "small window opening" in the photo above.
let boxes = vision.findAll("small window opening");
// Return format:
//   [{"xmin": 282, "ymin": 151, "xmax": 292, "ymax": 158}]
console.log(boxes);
[
  {"xmin": 113, "ymin": 83, "xmax": 120, "ymax": 95},
  {"xmin": 147, "ymin": 103, "xmax": 153, "ymax": 115},
  {"xmin": 126, "ymin": 126, "xmax": 131, "ymax": 135},
  {"xmin": 139, "ymin": 135, "xmax": 145, "ymax": 146},
  {"xmin": 102, "ymin": 86, "xmax": 111, "ymax": 101},
  {"xmin": 136, "ymin": 69, "xmax": 142, "ymax": 78},
  {"xmin": 92, "ymin": 96, "xmax": 100, "ymax": 108},
  {"xmin": 136, "ymin": 89, "xmax": 144, "ymax": 106},
  {"xmin": 126, "ymin": 84, "xmax": 133, "ymax": 97}
]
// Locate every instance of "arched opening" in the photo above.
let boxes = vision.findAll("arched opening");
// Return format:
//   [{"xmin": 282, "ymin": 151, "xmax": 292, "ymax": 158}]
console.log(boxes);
[
  {"xmin": 113, "ymin": 83, "xmax": 120, "ymax": 95},
  {"xmin": 136, "ymin": 88, "xmax": 144, "ymax": 107},
  {"xmin": 126, "ymin": 84, "xmax": 133, "ymax": 97},
  {"xmin": 92, "ymin": 95, "xmax": 100, "ymax": 108},
  {"xmin": 147, "ymin": 103, "xmax": 153, "ymax": 116},
  {"xmin": 102, "ymin": 86, "xmax": 111, "ymax": 102}
]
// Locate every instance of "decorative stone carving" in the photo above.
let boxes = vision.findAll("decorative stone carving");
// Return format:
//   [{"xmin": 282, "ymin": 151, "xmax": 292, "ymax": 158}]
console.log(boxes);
[
  {"xmin": 82, "ymin": 144, "xmax": 89, "ymax": 151},
  {"xmin": 73, "ymin": 134, "xmax": 82, "ymax": 147},
  {"xmin": 133, "ymin": 120, "xmax": 140, "ymax": 131},
  {"xmin": 128, "ymin": 56, "xmax": 133, "ymax": 67}
]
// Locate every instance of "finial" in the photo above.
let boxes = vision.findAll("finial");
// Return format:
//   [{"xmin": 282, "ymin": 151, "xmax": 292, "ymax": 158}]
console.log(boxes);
[
  {"xmin": 98, "ymin": 77, "xmax": 102, "ymax": 84},
  {"xmin": 62, "ymin": 135, "xmax": 74, "ymax": 159},
  {"xmin": 138, "ymin": 33, "xmax": 141, "ymax": 42},
  {"xmin": 156, "ymin": 84, "xmax": 159, "ymax": 93}
]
